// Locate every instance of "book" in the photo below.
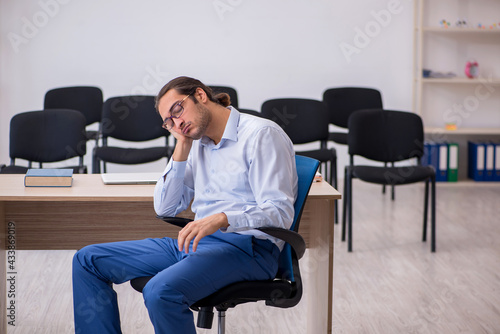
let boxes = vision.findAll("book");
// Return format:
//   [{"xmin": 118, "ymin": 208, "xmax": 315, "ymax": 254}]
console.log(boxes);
[{"xmin": 24, "ymin": 168, "xmax": 73, "ymax": 187}]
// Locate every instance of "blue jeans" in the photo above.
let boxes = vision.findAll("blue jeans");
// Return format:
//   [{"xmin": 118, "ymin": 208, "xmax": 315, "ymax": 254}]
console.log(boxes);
[{"xmin": 72, "ymin": 230, "xmax": 279, "ymax": 334}]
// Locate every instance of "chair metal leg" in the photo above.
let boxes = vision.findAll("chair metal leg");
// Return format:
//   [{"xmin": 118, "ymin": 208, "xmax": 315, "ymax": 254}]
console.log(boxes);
[
  {"xmin": 218, "ymin": 310, "xmax": 226, "ymax": 334},
  {"xmin": 347, "ymin": 169, "xmax": 353, "ymax": 252},
  {"xmin": 382, "ymin": 162, "xmax": 387, "ymax": 194},
  {"xmin": 341, "ymin": 167, "xmax": 348, "ymax": 242},
  {"xmin": 391, "ymin": 185, "xmax": 395, "ymax": 200},
  {"xmin": 431, "ymin": 176, "xmax": 436, "ymax": 252},
  {"xmin": 422, "ymin": 180, "xmax": 429, "ymax": 242},
  {"xmin": 332, "ymin": 157, "xmax": 338, "ymax": 225}
]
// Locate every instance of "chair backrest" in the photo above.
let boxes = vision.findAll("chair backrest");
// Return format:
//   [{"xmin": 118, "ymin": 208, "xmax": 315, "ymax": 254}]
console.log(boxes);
[
  {"xmin": 238, "ymin": 108, "xmax": 263, "ymax": 118},
  {"xmin": 100, "ymin": 95, "xmax": 168, "ymax": 142},
  {"xmin": 348, "ymin": 109, "xmax": 424, "ymax": 163},
  {"xmin": 278, "ymin": 155, "xmax": 319, "ymax": 282},
  {"xmin": 9, "ymin": 109, "xmax": 87, "ymax": 163},
  {"xmin": 209, "ymin": 86, "xmax": 239, "ymax": 108},
  {"xmin": 44, "ymin": 86, "xmax": 103, "ymax": 126},
  {"xmin": 261, "ymin": 98, "xmax": 329, "ymax": 144},
  {"xmin": 322, "ymin": 87, "xmax": 383, "ymax": 129}
]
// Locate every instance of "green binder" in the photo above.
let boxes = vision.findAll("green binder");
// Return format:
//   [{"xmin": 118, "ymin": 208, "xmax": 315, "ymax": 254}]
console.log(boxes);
[{"xmin": 447, "ymin": 143, "xmax": 459, "ymax": 182}]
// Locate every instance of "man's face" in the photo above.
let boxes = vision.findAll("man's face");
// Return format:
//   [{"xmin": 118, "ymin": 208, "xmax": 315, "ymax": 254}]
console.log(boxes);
[{"xmin": 158, "ymin": 89, "xmax": 211, "ymax": 140}]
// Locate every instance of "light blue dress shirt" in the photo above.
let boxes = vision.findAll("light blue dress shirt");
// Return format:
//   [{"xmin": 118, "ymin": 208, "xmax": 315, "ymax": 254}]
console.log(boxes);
[{"xmin": 154, "ymin": 107, "xmax": 298, "ymax": 250}]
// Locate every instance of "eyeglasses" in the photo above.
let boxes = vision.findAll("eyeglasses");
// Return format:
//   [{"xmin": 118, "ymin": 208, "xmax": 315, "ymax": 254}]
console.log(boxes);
[{"xmin": 162, "ymin": 94, "xmax": 190, "ymax": 130}]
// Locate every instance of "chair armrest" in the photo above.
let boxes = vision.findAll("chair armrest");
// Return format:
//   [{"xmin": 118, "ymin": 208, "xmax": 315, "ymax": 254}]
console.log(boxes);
[
  {"xmin": 256, "ymin": 227, "xmax": 306, "ymax": 259},
  {"xmin": 156, "ymin": 216, "xmax": 193, "ymax": 228},
  {"xmin": 155, "ymin": 217, "xmax": 306, "ymax": 259}
]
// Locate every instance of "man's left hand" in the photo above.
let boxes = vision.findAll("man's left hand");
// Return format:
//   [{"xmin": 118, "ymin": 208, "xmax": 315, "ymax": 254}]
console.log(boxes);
[{"xmin": 178, "ymin": 212, "xmax": 229, "ymax": 253}]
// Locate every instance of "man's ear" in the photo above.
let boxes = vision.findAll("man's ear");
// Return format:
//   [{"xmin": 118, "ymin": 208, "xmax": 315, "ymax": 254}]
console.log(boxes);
[{"xmin": 195, "ymin": 87, "xmax": 209, "ymax": 103}]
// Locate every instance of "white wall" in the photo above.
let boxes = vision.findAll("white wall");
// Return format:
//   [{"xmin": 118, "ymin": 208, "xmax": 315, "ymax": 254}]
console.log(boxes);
[{"xmin": 0, "ymin": 0, "xmax": 414, "ymax": 173}]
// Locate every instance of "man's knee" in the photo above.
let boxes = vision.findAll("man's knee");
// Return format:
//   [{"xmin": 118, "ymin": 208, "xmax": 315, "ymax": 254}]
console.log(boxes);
[
  {"xmin": 73, "ymin": 244, "xmax": 102, "ymax": 275},
  {"xmin": 142, "ymin": 279, "xmax": 187, "ymax": 312}
]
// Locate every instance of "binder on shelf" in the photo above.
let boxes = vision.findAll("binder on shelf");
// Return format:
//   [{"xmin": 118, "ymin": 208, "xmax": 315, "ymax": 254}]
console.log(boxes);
[
  {"xmin": 436, "ymin": 142, "xmax": 448, "ymax": 182},
  {"xmin": 428, "ymin": 142, "xmax": 439, "ymax": 174},
  {"xmin": 421, "ymin": 142, "xmax": 431, "ymax": 166},
  {"xmin": 485, "ymin": 142, "xmax": 495, "ymax": 181},
  {"xmin": 468, "ymin": 141, "xmax": 485, "ymax": 181},
  {"xmin": 494, "ymin": 142, "xmax": 500, "ymax": 182},
  {"xmin": 447, "ymin": 142, "xmax": 459, "ymax": 182}
]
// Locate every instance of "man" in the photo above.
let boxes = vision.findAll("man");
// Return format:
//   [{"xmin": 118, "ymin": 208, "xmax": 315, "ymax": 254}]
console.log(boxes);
[{"xmin": 72, "ymin": 76, "xmax": 298, "ymax": 333}]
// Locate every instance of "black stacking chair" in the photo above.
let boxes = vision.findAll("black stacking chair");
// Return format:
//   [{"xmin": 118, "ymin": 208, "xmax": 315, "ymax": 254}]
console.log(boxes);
[
  {"xmin": 261, "ymin": 98, "xmax": 338, "ymax": 224},
  {"xmin": 209, "ymin": 86, "xmax": 239, "ymax": 108},
  {"xmin": 238, "ymin": 108, "xmax": 263, "ymax": 117},
  {"xmin": 130, "ymin": 155, "xmax": 319, "ymax": 334},
  {"xmin": 342, "ymin": 109, "xmax": 436, "ymax": 252},
  {"xmin": 44, "ymin": 86, "xmax": 103, "ymax": 143},
  {"xmin": 92, "ymin": 95, "xmax": 172, "ymax": 173},
  {"xmin": 0, "ymin": 109, "xmax": 87, "ymax": 174},
  {"xmin": 322, "ymin": 87, "xmax": 396, "ymax": 202},
  {"xmin": 322, "ymin": 87, "xmax": 383, "ymax": 146}
]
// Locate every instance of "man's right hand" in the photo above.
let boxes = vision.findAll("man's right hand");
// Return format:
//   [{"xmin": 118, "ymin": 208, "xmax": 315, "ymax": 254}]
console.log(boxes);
[{"xmin": 169, "ymin": 127, "xmax": 193, "ymax": 162}]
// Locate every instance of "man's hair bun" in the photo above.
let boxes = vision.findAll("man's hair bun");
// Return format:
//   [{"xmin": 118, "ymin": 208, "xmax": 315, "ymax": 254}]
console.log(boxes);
[{"xmin": 215, "ymin": 93, "xmax": 231, "ymax": 107}]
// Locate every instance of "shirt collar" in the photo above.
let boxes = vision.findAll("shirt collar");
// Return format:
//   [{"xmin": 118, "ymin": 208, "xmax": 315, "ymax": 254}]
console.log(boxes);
[{"xmin": 200, "ymin": 106, "xmax": 239, "ymax": 147}]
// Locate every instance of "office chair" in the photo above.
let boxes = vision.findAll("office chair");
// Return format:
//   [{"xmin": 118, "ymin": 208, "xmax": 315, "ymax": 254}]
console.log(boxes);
[
  {"xmin": 44, "ymin": 86, "xmax": 103, "ymax": 143},
  {"xmin": 92, "ymin": 95, "xmax": 172, "ymax": 173},
  {"xmin": 261, "ymin": 98, "xmax": 338, "ymax": 224},
  {"xmin": 209, "ymin": 86, "xmax": 239, "ymax": 108},
  {"xmin": 130, "ymin": 155, "xmax": 319, "ymax": 333},
  {"xmin": 0, "ymin": 109, "xmax": 87, "ymax": 174},
  {"xmin": 342, "ymin": 109, "xmax": 436, "ymax": 252}
]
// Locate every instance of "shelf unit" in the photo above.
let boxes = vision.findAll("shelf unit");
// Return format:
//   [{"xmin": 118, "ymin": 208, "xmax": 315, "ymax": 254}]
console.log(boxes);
[{"xmin": 413, "ymin": 0, "xmax": 500, "ymax": 180}]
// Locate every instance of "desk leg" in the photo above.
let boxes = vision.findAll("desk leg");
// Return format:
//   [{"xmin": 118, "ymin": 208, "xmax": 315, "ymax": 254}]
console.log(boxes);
[
  {"xmin": 304, "ymin": 198, "xmax": 334, "ymax": 334},
  {"xmin": 1, "ymin": 202, "xmax": 6, "ymax": 332}
]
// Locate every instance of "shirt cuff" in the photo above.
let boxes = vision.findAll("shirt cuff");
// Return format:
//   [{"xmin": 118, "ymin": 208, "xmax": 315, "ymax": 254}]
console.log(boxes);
[{"xmin": 163, "ymin": 160, "xmax": 187, "ymax": 178}]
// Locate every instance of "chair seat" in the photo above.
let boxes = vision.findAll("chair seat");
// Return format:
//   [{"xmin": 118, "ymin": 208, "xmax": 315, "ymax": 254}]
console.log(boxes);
[
  {"xmin": 85, "ymin": 130, "xmax": 100, "ymax": 141},
  {"xmin": 351, "ymin": 165, "xmax": 435, "ymax": 185},
  {"xmin": 94, "ymin": 146, "xmax": 170, "ymax": 165},
  {"xmin": 0, "ymin": 165, "xmax": 29, "ymax": 174},
  {"xmin": 328, "ymin": 132, "xmax": 347, "ymax": 145},
  {"xmin": 0, "ymin": 165, "xmax": 87, "ymax": 174},
  {"xmin": 192, "ymin": 279, "xmax": 296, "ymax": 310},
  {"xmin": 296, "ymin": 148, "xmax": 336, "ymax": 163}
]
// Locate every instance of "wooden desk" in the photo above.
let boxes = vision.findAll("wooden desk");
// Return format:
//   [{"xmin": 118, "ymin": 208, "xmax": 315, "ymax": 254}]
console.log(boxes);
[{"xmin": 0, "ymin": 174, "xmax": 340, "ymax": 333}]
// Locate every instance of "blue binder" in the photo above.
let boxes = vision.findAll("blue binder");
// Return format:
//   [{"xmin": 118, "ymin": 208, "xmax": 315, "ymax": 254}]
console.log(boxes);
[
  {"xmin": 428, "ymin": 142, "xmax": 439, "ymax": 175},
  {"xmin": 484, "ymin": 142, "xmax": 495, "ymax": 182},
  {"xmin": 436, "ymin": 142, "xmax": 448, "ymax": 182},
  {"xmin": 421, "ymin": 142, "xmax": 431, "ymax": 166},
  {"xmin": 468, "ymin": 141, "xmax": 485, "ymax": 181},
  {"xmin": 494, "ymin": 142, "xmax": 500, "ymax": 182}
]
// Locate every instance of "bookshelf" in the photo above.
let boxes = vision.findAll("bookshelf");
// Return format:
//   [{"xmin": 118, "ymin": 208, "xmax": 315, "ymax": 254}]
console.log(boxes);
[{"xmin": 413, "ymin": 0, "xmax": 500, "ymax": 180}]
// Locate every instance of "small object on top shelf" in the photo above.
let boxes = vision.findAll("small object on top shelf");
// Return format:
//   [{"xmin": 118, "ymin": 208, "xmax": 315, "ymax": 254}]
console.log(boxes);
[
  {"xmin": 455, "ymin": 18, "xmax": 468, "ymax": 28},
  {"xmin": 440, "ymin": 19, "xmax": 451, "ymax": 28},
  {"xmin": 465, "ymin": 60, "xmax": 479, "ymax": 78},
  {"xmin": 24, "ymin": 168, "xmax": 73, "ymax": 187},
  {"xmin": 445, "ymin": 123, "xmax": 457, "ymax": 131},
  {"xmin": 422, "ymin": 69, "xmax": 457, "ymax": 78}
]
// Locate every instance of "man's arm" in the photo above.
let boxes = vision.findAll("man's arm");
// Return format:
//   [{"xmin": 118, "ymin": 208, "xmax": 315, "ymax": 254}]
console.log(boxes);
[
  {"xmin": 223, "ymin": 126, "xmax": 298, "ymax": 233},
  {"xmin": 153, "ymin": 127, "xmax": 194, "ymax": 217}
]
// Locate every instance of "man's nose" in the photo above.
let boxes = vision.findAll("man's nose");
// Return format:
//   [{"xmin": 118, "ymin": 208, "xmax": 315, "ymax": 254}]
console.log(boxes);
[{"xmin": 173, "ymin": 117, "xmax": 184, "ymax": 129}]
